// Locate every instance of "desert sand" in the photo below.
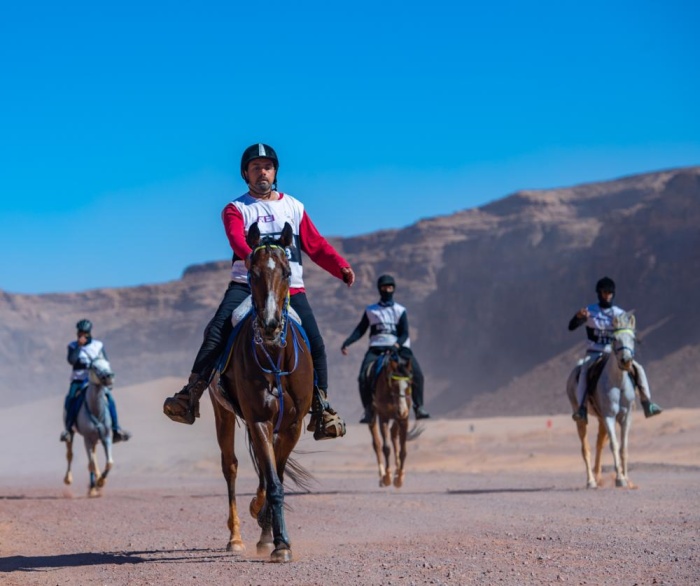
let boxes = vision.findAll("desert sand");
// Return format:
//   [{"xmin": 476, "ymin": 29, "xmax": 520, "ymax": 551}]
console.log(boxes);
[{"xmin": 1, "ymin": 379, "xmax": 699, "ymax": 585}]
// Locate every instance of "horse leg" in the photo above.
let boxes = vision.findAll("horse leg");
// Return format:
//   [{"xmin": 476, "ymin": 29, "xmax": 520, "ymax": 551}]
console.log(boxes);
[
  {"xmin": 249, "ymin": 421, "xmax": 292, "ymax": 562},
  {"xmin": 393, "ymin": 420, "xmax": 407, "ymax": 488},
  {"xmin": 602, "ymin": 416, "xmax": 626, "ymax": 487},
  {"xmin": 380, "ymin": 421, "xmax": 392, "ymax": 487},
  {"xmin": 64, "ymin": 435, "xmax": 74, "ymax": 486},
  {"xmin": 96, "ymin": 440, "xmax": 113, "ymax": 488},
  {"xmin": 212, "ymin": 401, "xmax": 245, "ymax": 553},
  {"xmin": 369, "ymin": 419, "xmax": 387, "ymax": 487},
  {"xmin": 576, "ymin": 419, "xmax": 596, "ymax": 488},
  {"xmin": 619, "ymin": 414, "xmax": 633, "ymax": 488},
  {"xmin": 85, "ymin": 440, "xmax": 101, "ymax": 497},
  {"xmin": 593, "ymin": 422, "xmax": 607, "ymax": 487}
]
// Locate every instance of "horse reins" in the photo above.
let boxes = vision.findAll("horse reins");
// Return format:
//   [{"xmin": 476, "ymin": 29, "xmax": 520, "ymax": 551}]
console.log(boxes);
[{"xmin": 248, "ymin": 242, "xmax": 301, "ymax": 434}]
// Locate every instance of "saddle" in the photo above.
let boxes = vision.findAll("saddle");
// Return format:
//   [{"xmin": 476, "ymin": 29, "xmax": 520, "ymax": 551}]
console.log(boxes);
[
  {"xmin": 580, "ymin": 354, "xmax": 640, "ymax": 398},
  {"xmin": 583, "ymin": 354, "xmax": 608, "ymax": 396},
  {"xmin": 363, "ymin": 350, "xmax": 412, "ymax": 393}
]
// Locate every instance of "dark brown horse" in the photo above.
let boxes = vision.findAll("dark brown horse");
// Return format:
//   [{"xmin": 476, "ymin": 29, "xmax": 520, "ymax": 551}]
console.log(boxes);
[
  {"xmin": 367, "ymin": 349, "xmax": 413, "ymax": 488},
  {"xmin": 209, "ymin": 221, "xmax": 314, "ymax": 563}
]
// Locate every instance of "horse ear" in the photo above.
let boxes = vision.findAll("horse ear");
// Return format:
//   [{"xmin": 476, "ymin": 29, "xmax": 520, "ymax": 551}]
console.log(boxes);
[
  {"xmin": 279, "ymin": 222, "xmax": 294, "ymax": 248},
  {"xmin": 629, "ymin": 313, "xmax": 636, "ymax": 329},
  {"xmin": 247, "ymin": 222, "xmax": 261, "ymax": 248}
]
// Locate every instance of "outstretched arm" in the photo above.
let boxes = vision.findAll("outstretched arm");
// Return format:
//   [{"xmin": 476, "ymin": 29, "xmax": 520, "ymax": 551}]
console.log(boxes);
[{"xmin": 341, "ymin": 313, "xmax": 370, "ymax": 354}]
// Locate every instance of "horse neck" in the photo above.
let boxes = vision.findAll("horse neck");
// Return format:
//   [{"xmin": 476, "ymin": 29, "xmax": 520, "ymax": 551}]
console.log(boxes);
[
  {"xmin": 85, "ymin": 383, "xmax": 107, "ymax": 420},
  {"xmin": 602, "ymin": 352, "xmax": 627, "ymax": 386}
]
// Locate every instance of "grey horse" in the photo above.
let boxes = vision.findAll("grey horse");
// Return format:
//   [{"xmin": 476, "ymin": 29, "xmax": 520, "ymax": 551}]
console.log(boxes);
[
  {"xmin": 63, "ymin": 357, "xmax": 115, "ymax": 497},
  {"xmin": 566, "ymin": 312, "xmax": 637, "ymax": 488}
]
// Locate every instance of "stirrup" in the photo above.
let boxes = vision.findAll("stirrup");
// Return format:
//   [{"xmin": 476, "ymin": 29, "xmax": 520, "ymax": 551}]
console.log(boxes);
[
  {"xmin": 642, "ymin": 401, "xmax": 663, "ymax": 418},
  {"xmin": 113, "ymin": 429, "xmax": 131, "ymax": 443},
  {"xmin": 414, "ymin": 406, "xmax": 431, "ymax": 420},
  {"xmin": 163, "ymin": 389, "xmax": 196, "ymax": 424},
  {"xmin": 314, "ymin": 410, "xmax": 346, "ymax": 440},
  {"xmin": 359, "ymin": 407, "xmax": 373, "ymax": 424},
  {"xmin": 572, "ymin": 406, "xmax": 587, "ymax": 423}
]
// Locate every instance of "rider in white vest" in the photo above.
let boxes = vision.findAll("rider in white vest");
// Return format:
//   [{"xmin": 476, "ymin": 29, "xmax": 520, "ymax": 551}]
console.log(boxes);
[
  {"xmin": 568, "ymin": 277, "xmax": 663, "ymax": 423},
  {"xmin": 341, "ymin": 274, "xmax": 430, "ymax": 423},
  {"xmin": 60, "ymin": 319, "xmax": 131, "ymax": 443},
  {"xmin": 163, "ymin": 143, "xmax": 355, "ymax": 440}
]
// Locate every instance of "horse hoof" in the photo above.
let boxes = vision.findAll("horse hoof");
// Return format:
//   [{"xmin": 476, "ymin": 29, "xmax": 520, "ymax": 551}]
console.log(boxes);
[
  {"xmin": 615, "ymin": 478, "xmax": 628, "ymax": 488},
  {"xmin": 226, "ymin": 541, "xmax": 246, "ymax": 554},
  {"xmin": 64, "ymin": 474, "xmax": 73, "ymax": 486},
  {"xmin": 271, "ymin": 547, "xmax": 293, "ymax": 563},
  {"xmin": 393, "ymin": 476, "xmax": 403, "ymax": 489},
  {"xmin": 586, "ymin": 481, "xmax": 598, "ymax": 489},
  {"xmin": 88, "ymin": 488, "xmax": 101, "ymax": 498},
  {"xmin": 256, "ymin": 541, "xmax": 274, "ymax": 555},
  {"xmin": 96, "ymin": 477, "xmax": 106, "ymax": 488}
]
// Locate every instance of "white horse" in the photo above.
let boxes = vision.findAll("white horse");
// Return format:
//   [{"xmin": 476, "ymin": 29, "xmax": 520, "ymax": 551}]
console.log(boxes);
[
  {"xmin": 63, "ymin": 357, "xmax": 115, "ymax": 497},
  {"xmin": 566, "ymin": 312, "xmax": 637, "ymax": 488}
]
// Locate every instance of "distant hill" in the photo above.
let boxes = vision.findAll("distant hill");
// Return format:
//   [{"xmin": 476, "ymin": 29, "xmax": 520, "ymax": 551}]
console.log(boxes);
[{"xmin": 2, "ymin": 166, "xmax": 698, "ymax": 419}]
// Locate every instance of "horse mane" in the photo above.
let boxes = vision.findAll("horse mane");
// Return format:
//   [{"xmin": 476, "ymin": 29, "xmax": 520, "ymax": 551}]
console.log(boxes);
[{"xmin": 613, "ymin": 311, "xmax": 636, "ymax": 331}]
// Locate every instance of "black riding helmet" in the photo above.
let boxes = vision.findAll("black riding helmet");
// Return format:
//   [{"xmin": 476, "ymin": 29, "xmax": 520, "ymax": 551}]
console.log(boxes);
[
  {"xmin": 76, "ymin": 318, "xmax": 92, "ymax": 333},
  {"xmin": 595, "ymin": 276, "xmax": 616, "ymax": 295},
  {"xmin": 377, "ymin": 274, "xmax": 396, "ymax": 290},
  {"xmin": 240, "ymin": 143, "xmax": 279, "ymax": 183}
]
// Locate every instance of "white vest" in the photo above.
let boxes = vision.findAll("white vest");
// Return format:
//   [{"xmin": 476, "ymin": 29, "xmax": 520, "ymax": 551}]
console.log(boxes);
[
  {"xmin": 584, "ymin": 304, "xmax": 625, "ymax": 352},
  {"xmin": 229, "ymin": 193, "xmax": 305, "ymax": 288},
  {"xmin": 68, "ymin": 339, "xmax": 106, "ymax": 381},
  {"xmin": 365, "ymin": 302, "xmax": 410, "ymax": 348}
]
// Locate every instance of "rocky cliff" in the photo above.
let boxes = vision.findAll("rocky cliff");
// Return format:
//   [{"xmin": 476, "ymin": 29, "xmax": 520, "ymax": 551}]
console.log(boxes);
[{"xmin": 2, "ymin": 167, "xmax": 698, "ymax": 419}]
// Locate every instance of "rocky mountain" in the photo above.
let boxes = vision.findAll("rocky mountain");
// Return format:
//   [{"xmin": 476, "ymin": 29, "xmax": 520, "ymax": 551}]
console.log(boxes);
[{"xmin": 2, "ymin": 167, "xmax": 698, "ymax": 419}]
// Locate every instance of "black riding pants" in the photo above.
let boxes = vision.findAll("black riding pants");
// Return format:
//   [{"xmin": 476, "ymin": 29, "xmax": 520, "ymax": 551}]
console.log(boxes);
[
  {"xmin": 357, "ymin": 346, "xmax": 425, "ymax": 410},
  {"xmin": 192, "ymin": 282, "xmax": 329, "ymax": 391}
]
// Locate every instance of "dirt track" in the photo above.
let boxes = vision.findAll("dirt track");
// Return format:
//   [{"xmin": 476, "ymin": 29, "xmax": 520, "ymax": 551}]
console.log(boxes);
[
  {"xmin": 2, "ymin": 467, "xmax": 699, "ymax": 585},
  {"xmin": 1, "ymin": 400, "xmax": 699, "ymax": 585}
]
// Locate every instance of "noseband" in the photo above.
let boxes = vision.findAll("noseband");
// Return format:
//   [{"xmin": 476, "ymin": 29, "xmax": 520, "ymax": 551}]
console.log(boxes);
[{"xmin": 612, "ymin": 327, "xmax": 636, "ymax": 359}]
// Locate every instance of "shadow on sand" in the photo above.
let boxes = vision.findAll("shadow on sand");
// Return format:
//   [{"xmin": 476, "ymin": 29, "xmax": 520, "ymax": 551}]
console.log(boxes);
[{"xmin": 0, "ymin": 547, "xmax": 266, "ymax": 573}]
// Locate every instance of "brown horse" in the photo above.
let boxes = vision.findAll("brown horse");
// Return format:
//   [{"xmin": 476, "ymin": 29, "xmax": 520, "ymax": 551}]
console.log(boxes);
[
  {"xmin": 209, "ymin": 221, "xmax": 314, "ymax": 563},
  {"xmin": 367, "ymin": 349, "xmax": 413, "ymax": 488}
]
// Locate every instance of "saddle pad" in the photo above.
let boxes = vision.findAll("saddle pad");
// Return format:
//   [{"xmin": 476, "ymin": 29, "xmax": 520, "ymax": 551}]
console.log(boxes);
[{"xmin": 231, "ymin": 295, "xmax": 301, "ymax": 327}]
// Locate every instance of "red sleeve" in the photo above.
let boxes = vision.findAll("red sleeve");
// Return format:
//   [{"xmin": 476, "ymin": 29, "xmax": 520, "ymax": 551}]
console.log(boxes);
[
  {"xmin": 221, "ymin": 204, "xmax": 252, "ymax": 258},
  {"xmin": 299, "ymin": 211, "xmax": 351, "ymax": 281}
]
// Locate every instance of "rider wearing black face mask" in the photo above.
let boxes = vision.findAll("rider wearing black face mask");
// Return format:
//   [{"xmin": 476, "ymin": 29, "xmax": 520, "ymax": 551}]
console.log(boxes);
[
  {"xmin": 568, "ymin": 277, "xmax": 663, "ymax": 422},
  {"xmin": 341, "ymin": 274, "xmax": 430, "ymax": 423}
]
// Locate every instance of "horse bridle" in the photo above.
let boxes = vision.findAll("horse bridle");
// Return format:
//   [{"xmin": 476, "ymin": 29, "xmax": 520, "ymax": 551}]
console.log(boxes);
[
  {"xmin": 247, "ymin": 242, "xmax": 299, "ymax": 434},
  {"xmin": 248, "ymin": 242, "xmax": 292, "ymax": 346},
  {"xmin": 612, "ymin": 327, "xmax": 636, "ymax": 359}
]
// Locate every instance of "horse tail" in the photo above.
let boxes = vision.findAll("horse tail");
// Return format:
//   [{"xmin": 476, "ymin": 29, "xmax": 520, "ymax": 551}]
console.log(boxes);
[
  {"xmin": 284, "ymin": 456, "xmax": 315, "ymax": 493},
  {"xmin": 244, "ymin": 431, "xmax": 315, "ymax": 493},
  {"xmin": 407, "ymin": 422, "xmax": 426, "ymax": 441}
]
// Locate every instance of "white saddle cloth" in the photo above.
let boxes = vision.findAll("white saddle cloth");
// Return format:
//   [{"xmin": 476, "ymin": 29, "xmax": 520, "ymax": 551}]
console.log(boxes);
[{"xmin": 231, "ymin": 295, "xmax": 301, "ymax": 327}]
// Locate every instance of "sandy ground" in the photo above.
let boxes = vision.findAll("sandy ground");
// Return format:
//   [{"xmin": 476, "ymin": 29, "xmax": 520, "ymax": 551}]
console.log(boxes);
[{"xmin": 1, "ymin": 379, "xmax": 699, "ymax": 585}]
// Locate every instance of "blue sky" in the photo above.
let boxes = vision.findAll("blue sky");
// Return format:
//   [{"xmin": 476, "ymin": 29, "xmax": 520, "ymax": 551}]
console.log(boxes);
[{"xmin": 1, "ymin": 1, "xmax": 698, "ymax": 294}]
